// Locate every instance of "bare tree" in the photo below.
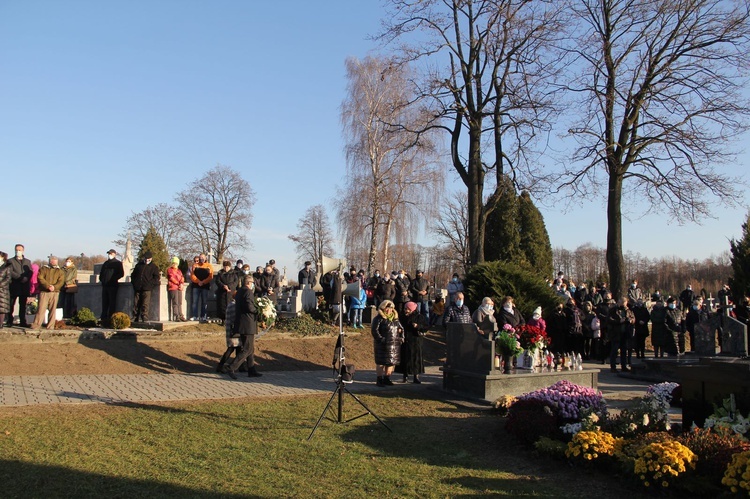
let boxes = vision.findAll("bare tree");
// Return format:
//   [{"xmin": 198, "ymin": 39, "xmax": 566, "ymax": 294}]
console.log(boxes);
[
  {"xmin": 288, "ymin": 204, "xmax": 335, "ymax": 267},
  {"xmin": 115, "ymin": 203, "xmax": 194, "ymax": 258},
  {"xmin": 339, "ymin": 55, "xmax": 443, "ymax": 274},
  {"xmin": 561, "ymin": 0, "xmax": 750, "ymax": 299},
  {"xmin": 431, "ymin": 191, "xmax": 470, "ymax": 274},
  {"xmin": 174, "ymin": 164, "xmax": 255, "ymax": 263},
  {"xmin": 379, "ymin": 0, "xmax": 566, "ymax": 265}
]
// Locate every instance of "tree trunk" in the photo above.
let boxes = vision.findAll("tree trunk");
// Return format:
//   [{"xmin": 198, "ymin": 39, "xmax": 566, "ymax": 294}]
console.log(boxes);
[
  {"xmin": 606, "ymin": 172, "xmax": 625, "ymax": 300},
  {"xmin": 382, "ymin": 218, "xmax": 393, "ymax": 274},
  {"xmin": 467, "ymin": 125, "xmax": 485, "ymax": 265}
]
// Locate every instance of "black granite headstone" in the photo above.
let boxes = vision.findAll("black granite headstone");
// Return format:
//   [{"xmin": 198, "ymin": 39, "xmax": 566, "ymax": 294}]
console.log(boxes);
[{"xmin": 693, "ymin": 315, "xmax": 720, "ymax": 357}]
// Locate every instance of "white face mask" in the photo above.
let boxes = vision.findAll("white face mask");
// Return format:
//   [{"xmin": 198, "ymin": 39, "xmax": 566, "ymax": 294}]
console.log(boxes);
[
  {"xmin": 503, "ymin": 304, "xmax": 513, "ymax": 313},
  {"xmin": 146, "ymin": 259, "xmax": 152, "ymax": 264},
  {"xmin": 108, "ymin": 254, "xmax": 115, "ymax": 260},
  {"xmin": 15, "ymin": 251, "xmax": 23, "ymax": 258},
  {"xmin": 66, "ymin": 261, "xmax": 73, "ymax": 267},
  {"xmin": 0, "ymin": 258, "xmax": 5, "ymax": 265}
]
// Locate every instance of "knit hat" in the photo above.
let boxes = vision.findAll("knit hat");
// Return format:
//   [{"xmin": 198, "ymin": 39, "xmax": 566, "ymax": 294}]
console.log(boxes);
[
  {"xmin": 532, "ymin": 306, "xmax": 542, "ymax": 317},
  {"xmin": 404, "ymin": 302, "xmax": 418, "ymax": 313},
  {"xmin": 171, "ymin": 257, "xmax": 180, "ymax": 265}
]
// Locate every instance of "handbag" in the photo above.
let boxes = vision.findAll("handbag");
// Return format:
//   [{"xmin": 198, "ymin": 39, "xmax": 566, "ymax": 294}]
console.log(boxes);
[{"xmin": 65, "ymin": 283, "xmax": 78, "ymax": 294}]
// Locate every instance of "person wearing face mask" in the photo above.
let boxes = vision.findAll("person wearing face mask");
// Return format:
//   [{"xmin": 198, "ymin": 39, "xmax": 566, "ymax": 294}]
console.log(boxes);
[
  {"xmin": 498, "ymin": 296, "xmax": 525, "ymax": 329},
  {"xmin": 395, "ymin": 301, "xmax": 428, "ymax": 383},
  {"xmin": 393, "ymin": 269, "xmax": 410, "ymax": 318},
  {"xmin": 31, "ymin": 256, "xmax": 65, "ymax": 330},
  {"xmin": 472, "ymin": 297, "xmax": 498, "ymax": 338},
  {"xmin": 649, "ymin": 295, "xmax": 669, "ymax": 358},
  {"xmin": 446, "ymin": 291, "xmax": 472, "ymax": 324},
  {"xmin": 627, "ymin": 279, "xmax": 643, "ymax": 304},
  {"xmin": 445, "ymin": 273, "xmax": 464, "ymax": 324},
  {"xmin": 233, "ymin": 260, "xmax": 245, "ymax": 291},
  {"xmin": 190, "ymin": 253, "xmax": 214, "ymax": 322},
  {"xmin": 215, "ymin": 260, "xmax": 239, "ymax": 322},
  {"xmin": 408, "ymin": 269, "xmax": 430, "ymax": 321},
  {"xmin": 527, "ymin": 306, "xmax": 546, "ymax": 332},
  {"xmin": 59, "ymin": 257, "xmax": 78, "ymax": 319},
  {"xmin": 131, "ymin": 251, "xmax": 161, "ymax": 322},
  {"xmin": 684, "ymin": 298, "xmax": 708, "ymax": 353},
  {"xmin": 0, "ymin": 251, "xmax": 10, "ymax": 328},
  {"xmin": 6, "ymin": 244, "xmax": 33, "ymax": 327},
  {"xmin": 167, "ymin": 257, "xmax": 186, "ymax": 322},
  {"xmin": 225, "ymin": 277, "xmax": 262, "ymax": 379},
  {"xmin": 376, "ymin": 273, "xmax": 396, "ymax": 306},
  {"xmin": 664, "ymin": 297, "xmax": 684, "ymax": 356},
  {"xmin": 99, "ymin": 249, "xmax": 124, "ymax": 327}
]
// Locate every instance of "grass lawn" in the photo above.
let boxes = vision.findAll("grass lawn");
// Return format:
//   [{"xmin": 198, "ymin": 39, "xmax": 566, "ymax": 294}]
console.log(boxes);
[{"xmin": 0, "ymin": 392, "xmax": 641, "ymax": 498}]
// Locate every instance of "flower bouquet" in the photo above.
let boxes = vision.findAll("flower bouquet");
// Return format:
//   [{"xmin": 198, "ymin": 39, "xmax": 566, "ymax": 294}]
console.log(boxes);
[
  {"xmin": 518, "ymin": 324, "xmax": 548, "ymax": 352},
  {"xmin": 495, "ymin": 324, "xmax": 522, "ymax": 373},
  {"xmin": 255, "ymin": 296, "xmax": 277, "ymax": 330},
  {"xmin": 496, "ymin": 324, "xmax": 522, "ymax": 357}
]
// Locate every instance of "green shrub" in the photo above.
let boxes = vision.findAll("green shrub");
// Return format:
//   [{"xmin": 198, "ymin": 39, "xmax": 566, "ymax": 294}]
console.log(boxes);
[
  {"xmin": 70, "ymin": 307, "xmax": 97, "ymax": 327},
  {"xmin": 463, "ymin": 261, "xmax": 561, "ymax": 319},
  {"xmin": 277, "ymin": 312, "xmax": 336, "ymax": 337},
  {"xmin": 110, "ymin": 312, "xmax": 131, "ymax": 330}
]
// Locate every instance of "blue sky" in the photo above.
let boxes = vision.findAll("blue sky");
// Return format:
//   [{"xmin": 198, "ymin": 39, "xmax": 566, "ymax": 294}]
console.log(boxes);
[{"xmin": 1, "ymin": 0, "xmax": 748, "ymax": 275}]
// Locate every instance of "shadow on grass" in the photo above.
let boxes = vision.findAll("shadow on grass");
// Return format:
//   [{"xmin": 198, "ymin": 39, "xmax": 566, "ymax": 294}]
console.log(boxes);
[{"xmin": 0, "ymin": 459, "xmax": 249, "ymax": 498}]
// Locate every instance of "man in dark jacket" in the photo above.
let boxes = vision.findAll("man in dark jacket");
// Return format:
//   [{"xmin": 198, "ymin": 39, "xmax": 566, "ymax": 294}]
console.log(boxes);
[
  {"xmin": 131, "ymin": 251, "xmax": 160, "ymax": 322},
  {"xmin": 215, "ymin": 260, "xmax": 239, "ymax": 321},
  {"xmin": 298, "ymin": 261, "xmax": 316, "ymax": 288},
  {"xmin": 679, "ymin": 285, "xmax": 695, "ymax": 313},
  {"xmin": 665, "ymin": 297, "xmax": 684, "ymax": 355},
  {"xmin": 408, "ymin": 269, "xmax": 430, "ymax": 321},
  {"xmin": 7, "ymin": 244, "xmax": 32, "ymax": 327},
  {"xmin": 226, "ymin": 277, "xmax": 261, "ymax": 379},
  {"xmin": 393, "ymin": 270, "xmax": 410, "ymax": 318},
  {"xmin": 99, "ymin": 248, "xmax": 124, "ymax": 326},
  {"xmin": 608, "ymin": 297, "xmax": 635, "ymax": 372}
]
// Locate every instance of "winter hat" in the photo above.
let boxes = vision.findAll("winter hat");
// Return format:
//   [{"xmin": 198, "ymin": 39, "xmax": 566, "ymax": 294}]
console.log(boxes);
[
  {"xmin": 404, "ymin": 302, "xmax": 418, "ymax": 313},
  {"xmin": 143, "ymin": 251, "xmax": 153, "ymax": 259},
  {"xmin": 532, "ymin": 306, "xmax": 542, "ymax": 318},
  {"xmin": 171, "ymin": 257, "xmax": 180, "ymax": 265}
]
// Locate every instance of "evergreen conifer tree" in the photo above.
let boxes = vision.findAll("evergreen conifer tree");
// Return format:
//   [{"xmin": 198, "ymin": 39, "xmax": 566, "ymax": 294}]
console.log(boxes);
[
  {"xmin": 138, "ymin": 226, "xmax": 169, "ymax": 274},
  {"xmin": 729, "ymin": 212, "xmax": 750, "ymax": 299},
  {"xmin": 517, "ymin": 191, "xmax": 553, "ymax": 278},
  {"xmin": 484, "ymin": 175, "xmax": 521, "ymax": 263}
]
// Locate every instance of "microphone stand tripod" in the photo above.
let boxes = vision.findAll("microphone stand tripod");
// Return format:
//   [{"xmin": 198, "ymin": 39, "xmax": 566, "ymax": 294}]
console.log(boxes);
[{"xmin": 308, "ymin": 280, "xmax": 391, "ymax": 440}]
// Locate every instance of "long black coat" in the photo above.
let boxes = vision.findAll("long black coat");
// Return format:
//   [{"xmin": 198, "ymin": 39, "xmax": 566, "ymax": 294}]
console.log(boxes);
[
  {"xmin": 233, "ymin": 287, "xmax": 258, "ymax": 336},
  {"xmin": 0, "ymin": 263, "xmax": 10, "ymax": 314},
  {"xmin": 371, "ymin": 313, "xmax": 404, "ymax": 366},
  {"xmin": 395, "ymin": 310, "xmax": 427, "ymax": 375}
]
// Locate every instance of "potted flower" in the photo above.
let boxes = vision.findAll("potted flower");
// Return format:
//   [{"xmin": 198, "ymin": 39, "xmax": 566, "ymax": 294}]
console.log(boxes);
[{"xmin": 495, "ymin": 324, "xmax": 522, "ymax": 373}]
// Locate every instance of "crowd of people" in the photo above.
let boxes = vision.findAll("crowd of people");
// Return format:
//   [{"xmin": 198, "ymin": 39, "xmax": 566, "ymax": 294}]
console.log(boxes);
[{"xmin": 0, "ymin": 244, "xmax": 78, "ymax": 330}]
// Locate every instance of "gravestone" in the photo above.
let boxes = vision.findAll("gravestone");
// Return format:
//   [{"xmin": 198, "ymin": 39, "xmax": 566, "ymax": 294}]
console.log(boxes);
[
  {"xmin": 693, "ymin": 315, "xmax": 720, "ymax": 356},
  {"xmin": 442, "ymin": 323, "xmax": 598, "ymax": 402},
  {"xmin": 719, "ymin": 316, "xmax": 747, "ymax": 356}
]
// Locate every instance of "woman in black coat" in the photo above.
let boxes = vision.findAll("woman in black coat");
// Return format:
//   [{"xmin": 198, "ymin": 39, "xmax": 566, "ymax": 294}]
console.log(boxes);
[
  {"xmin": 0, "ymin": 251, "xmax": 10, "ymax": 327},
  {"xmin": 371, "ymin": 299, "xmax": 404, "ymax": 386},
  {"xmin": 395, "ymin": 301, "xmax": 428, "ymax": 384}
]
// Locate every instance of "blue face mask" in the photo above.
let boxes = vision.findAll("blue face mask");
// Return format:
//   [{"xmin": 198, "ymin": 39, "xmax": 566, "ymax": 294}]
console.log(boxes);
[
  {"xmin": 455, "ymin": 300, "xmax": 464, "ymax": 307},
  {"xmin": 668, "ymin": 304, "xmax": 676, "ymax": 309},
  {"xmin": 453, "ymin": 278, "xmax": 458, "ymax": 282}
]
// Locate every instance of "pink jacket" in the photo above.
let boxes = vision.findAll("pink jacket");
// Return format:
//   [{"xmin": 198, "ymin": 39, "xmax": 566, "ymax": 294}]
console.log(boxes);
[{"xmin": 167, "ymin": 266, "xmax": 185, "ymax": 291}]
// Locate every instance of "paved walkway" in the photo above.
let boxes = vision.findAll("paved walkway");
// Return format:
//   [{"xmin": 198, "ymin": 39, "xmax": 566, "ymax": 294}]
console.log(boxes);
[{"xmin": 0, "ymin": 363, "xmax": 653, "ymax": 408}]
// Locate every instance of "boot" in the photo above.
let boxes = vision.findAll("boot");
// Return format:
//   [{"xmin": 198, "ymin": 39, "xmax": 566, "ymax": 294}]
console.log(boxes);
[
  {"xmin": 413, "ymin": 375, "xmax": 421, "ymax": 384},
  {"xmin": 403, "ymin": 374, "xmax": 408, "ymax": 383},
  {"xmin": 376, "ymin": 376, "xmax": 385, "ymax": 387},
  {"xmin": 383, "ymin": 376, "xmax": 394, "ymax": 386},
  {"xmin": 247, "ymin": 366, "xmax": 262, "ymax": 378}
]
